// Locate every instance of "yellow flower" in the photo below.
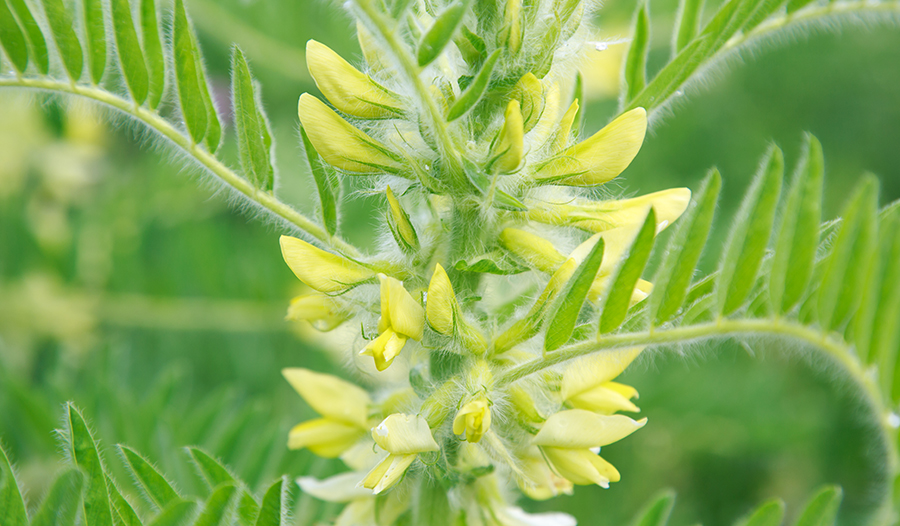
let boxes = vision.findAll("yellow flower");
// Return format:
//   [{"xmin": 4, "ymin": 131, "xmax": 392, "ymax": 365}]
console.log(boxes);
[
  {"xmin": 360, "ymin": 274, "xmax": 425, "ymax": 371},
  {"xmin": 280, "ymin": 235, "xmax": 374, "ymax": 293},
  {"xmin": 386, "ymin": 186, "xmax": 419, "ymax": 250},
  {"xmin": 306, "ymin": 40, "xmax": 402, "ymax": 119},
  {"xmin": 511, "ymin": 73, "xmax": 544, "ymax": 132},
  {"xmin": 498, "ymin": 228, "xmax": 565, "ymax": 273},
  {"xmin": 298, "ymin": 93, "xmax": 403, "ymax": 173},
  {"xmin": 285, "ymin": 293, "xmax": 346, "ymax": 331},
  {"xmin": 549, "ymin": 99, "xmax": 579, "ymax": 153},
  {"xmin": 527, "ymin": 188, "xmax": 692, "ymax": 234},
  {"xmin": 426, "ymin": 264, "xmax": 488, "ymax": 354},
  {"xmin": 489, "ymin": 100, "xmax": 524, "ymax": 174},
  {"xmin": 362, "ymin": 414, "xmax": 439, "ymax": 493},
  {"xmin": 517, "ymin": 448, "xmax": 574, "ymax": 500},
  {"xmin": 533, "ymin": 409, "xmax": 646, "ymax": 488},
  {"xmin": 534, "ymin": 108, "xmax": 647, "ymax": 186},
  {"xmin": 453, "ymin": 398, "xmax": 492, "ymax": 443},
  {"xmin": 561, "ymin": 348, "xmax": 642, "ymax": 414},
  {"xmin": 283, "ymin": 368, "xmax": 372, "ymax": 458}
]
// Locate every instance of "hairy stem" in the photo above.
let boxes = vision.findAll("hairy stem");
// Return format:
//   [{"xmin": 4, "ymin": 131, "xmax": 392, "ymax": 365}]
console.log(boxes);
[
  {"xmin": 497, "ymin": 316, "xmax": 897, "ymax": 521},
  {"xmin": 352, "ymin": 1, "xmax": 466, "ymax": 186},
  {"xmin": 0, "ymin": 77, "xmax": 366, "ymax": 258}
]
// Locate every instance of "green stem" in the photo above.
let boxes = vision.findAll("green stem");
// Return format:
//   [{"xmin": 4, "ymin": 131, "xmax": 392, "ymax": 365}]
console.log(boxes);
[
  {"xmin": 723, "ymin": 0, "xmax": 900, "ymax": 55},
  {"xmin": 497, "ymin": 317, "xmax": 898, "ymax": 522},
  {"xmin": 353, "ymin": 1, "xmax": 466, "ymax": 187},
  {"xmin": 0, "ymin": 77, "xmax": 366, "ymax": 258}
]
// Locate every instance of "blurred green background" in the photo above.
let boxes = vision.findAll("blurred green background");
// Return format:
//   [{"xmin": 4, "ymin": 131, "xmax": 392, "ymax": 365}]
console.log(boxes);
[{"xmin": 1, "ymin": 0, "xmax": 898, "ymax": 524}]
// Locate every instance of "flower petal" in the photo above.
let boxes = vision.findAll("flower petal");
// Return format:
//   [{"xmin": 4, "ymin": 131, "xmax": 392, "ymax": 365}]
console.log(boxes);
[
  {"xmin": 297, "ymin": 472, "xmax": 373, "ymax": 502},
  {"xmin": 282, "ymin": 368, "xmax": 371, "ymax": 426},
  {"xmin": 380, "ymin": 275, "xmax": 424, "ymax": 340},
  {"xmin": 560, "ymin": 348, "xmax": 642, "ymax": 401},
  {"xmin": 533, "ymin": 409, "xmax": 646, "ymax": 448},
  {"xmin": 426, "ymin": 263, "xmax": 456, "ymax": 335},
  {"xmin": 280, "ymin": 235, "xmax": 374, "ymax": 293},
  {"xmin": 541, "ymin": 447, "xmax": 609, "ymax": 487},
  {"xmin": 288, "ymin": 418, "xmax": 366, "ymax": 457},
  {"xmin": 372, "ymin": 413, "xmax": 439, "ymax": 454}
]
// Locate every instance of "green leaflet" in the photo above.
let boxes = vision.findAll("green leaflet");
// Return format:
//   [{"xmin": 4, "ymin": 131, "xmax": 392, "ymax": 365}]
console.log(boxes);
[
  {"xmin": 237, "ymin": 490, "xmax": 261, "ymax": 526},
  {"xmin": 631, "ymin": 489, "xmax": 676, "ymax": 526},
  {"xmin": 850, "ymin": 202, "xmax": 892, "ymax": 362},
  {"xmin": 7, "ymin": 0, "xmax": 49, "ymax": 74},
  {"xmin": 770, "ymin": 135, "xmax": 823, "ymax": 314},
  {"xmin": 232, "ymin": 48, "xmax": 274, "ymax": 191},
  {"xmin": 112, "ymin": 0, "xmax": 149, "ymax": 105},
  {"xmin": 118, "ymin": 445, "xmax": 181, "ymax": 510},
  {"xmin": 817, "ymin": 176, "xmax": 878, "ymax": 331},
  {"xmin": 673, "ymin": 0, "xmax": 704, "ymax": 54},
  {"xmin": 626, "ymin": 37, "xmax": 706, "ymax": 111},
  {"xmin": 31, "ymin": 469, "xmax": 85, "ymax": 526},
  {"xmin": 875, "ymin": 215, "xmax": 900, "ymax": 400},
  {"xmin": 0, "ymin": 444, "xmax": 28, "ymax": 526},
  {"xmin": 255, "ymin": 477, "xmax": 288, "ymax": 526},
  {"xmin": 106, "ymin": 474, "xmax": 143, "ymax": 526},
  {"xmin": 0, "ymin": 0, "xmax": 29, "ymax": 73},
  {"xmin": 147, "ymin": 499, "xmax": 196, "ymax": 526},
  {"xmin": 191, "ymin": 35, "xmax": 221, "ymax": 153},
  {"xmin": 717, "ymin": 146, "xmax": 784, "ymax": 316},
  {"xmin": 735, "ymin": 499, "xmax": 785, "ymax": 526},
  {"xmin": 544, "ymin": 237, "xmax": 605, "ymax": 352},
  {"xmin": 173, "ymin": 0, "xmax": 208, "ymax": 144},
  {"xmin": 600, "ymin": 208, "xmax": 656, "ymax": 334},
  {"xmin": 455, "ymin": 25, "xmax": 486, "ymax": 68},
  {"xmin": 417, "ymin": 1, "xmax": 469, "ymax": 67},
  {"xmin": 794, "ymin": 486, "xmax": 842, "ymax": 526},
  {"xmin": 624, "ymin": 0, "xmax": 650, "ymax": 103},
  {"xmin": 650, "ymin": 169, "xmax": 721, "ymax": 326},
  {"xmin": 447, "ymin": 49, "xmax": 501, "ymax": 121},
  {"xmin": 193, "ymin": 484, "xmax": 236, "ymax": 526},
  {"xmin": 66, "ymin": 404, "xmax": 114, "ymax": 526},
  {"xmin": 82, "ymin": 0, "xmax": 106, "ymax": 83},
  {"xmin": 300, "ymin": 127, "xmax": 339, "ymax": 235},
  {"xmin": 141, "ymin": 0, "xmax": 166, "ymax": 109},
  {"xmin": 786, "ymin": 0, "xmax": 817, "ymax": 13},
  {"xmin": 187, "ymin": 448, "xmax": 237, "ymax": 489}
]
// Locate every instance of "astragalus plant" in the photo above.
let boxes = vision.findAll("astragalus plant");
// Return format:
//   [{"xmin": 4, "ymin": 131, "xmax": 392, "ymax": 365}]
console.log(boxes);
[{"xmin": 1, "ymin": 0, "xmax": 899, "ymax": 524}]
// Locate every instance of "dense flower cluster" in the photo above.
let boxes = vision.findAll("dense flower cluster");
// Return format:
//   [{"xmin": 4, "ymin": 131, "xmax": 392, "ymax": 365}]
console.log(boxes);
[{"xmin": 279, "ymin": 1, "xmax": 690, "ymax": 524}]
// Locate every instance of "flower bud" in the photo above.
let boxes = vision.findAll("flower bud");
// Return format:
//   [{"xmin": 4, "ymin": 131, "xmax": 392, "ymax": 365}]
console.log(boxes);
[
  {"xmin": 360, "ymin": 275, "xmax": 425, "ymax": 371},
  {"xmin": 511, "ymin": 73, "xmax": 544, "ymax": 132},
  {"xmin": 386, "ymin": 186, "xmax": 419, "ymax": 251},
  {"xmin": 426, "ymin": 263, "xmax": 456, "ymax": 335},
  {"xmin": 288, "ymin": 418, "xmax": 367, "ymax": 458},
  {"xmin": 298, "ymin": 93, "xmax": 403, "ymax": 173},
  {"xmin": 280, "ymin": 235, "xmax": 375, "ymax": 293},
  {"xmin": 534, "ymin": 107, "xmax": 647, "ymax": 186},
  {"xmin": 489, "ymin": 100, "xmax": 524, "ymax": 174},
  {"xmin": 498, "ymin": 228, "xmax": 565, "ymax": 273},
  {"xmin": 286, "ymin": 293, "xmax": 346, "ymax": 331},
  {"xmin": 550, "ymin": 99, "xmax": 579, "ymax": 153},
  {"xmin": 306, "ymin": 40, "xmax": 402, "ymax": 119},
  {"xmin": 453, "ymin": 398, "xmax": 492, "ymax": 443}
]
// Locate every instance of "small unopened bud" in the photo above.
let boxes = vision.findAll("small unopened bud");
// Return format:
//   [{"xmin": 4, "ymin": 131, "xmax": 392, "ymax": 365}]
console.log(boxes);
[
  {"xmin": 511, "ymin": 73, "xmax": 544, "ymax": 132},
  {"xmin": 306, "ymin": 40, "xmax": 402, "ymax": 119},
  {"xmin": 298, "ymin": 93, "xmax": 403, "ymax": 173},
  {"xmin": 499, "ymin": 228, "xmax": 565, "ymax": 273},
  {"xmin": 386, "ymin": 186, "xmax": 419, "ymax": 251},
  {"xmin": 280, "ymin": 235, "xmax": 374, "ymax": 293},
  {"xmin": 489, "ymin": 100, "xmax": 524, "ymax": 174},
  {"xmin": 534, "ymin": 107, "xmax": 647, "ymax": 186}
]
